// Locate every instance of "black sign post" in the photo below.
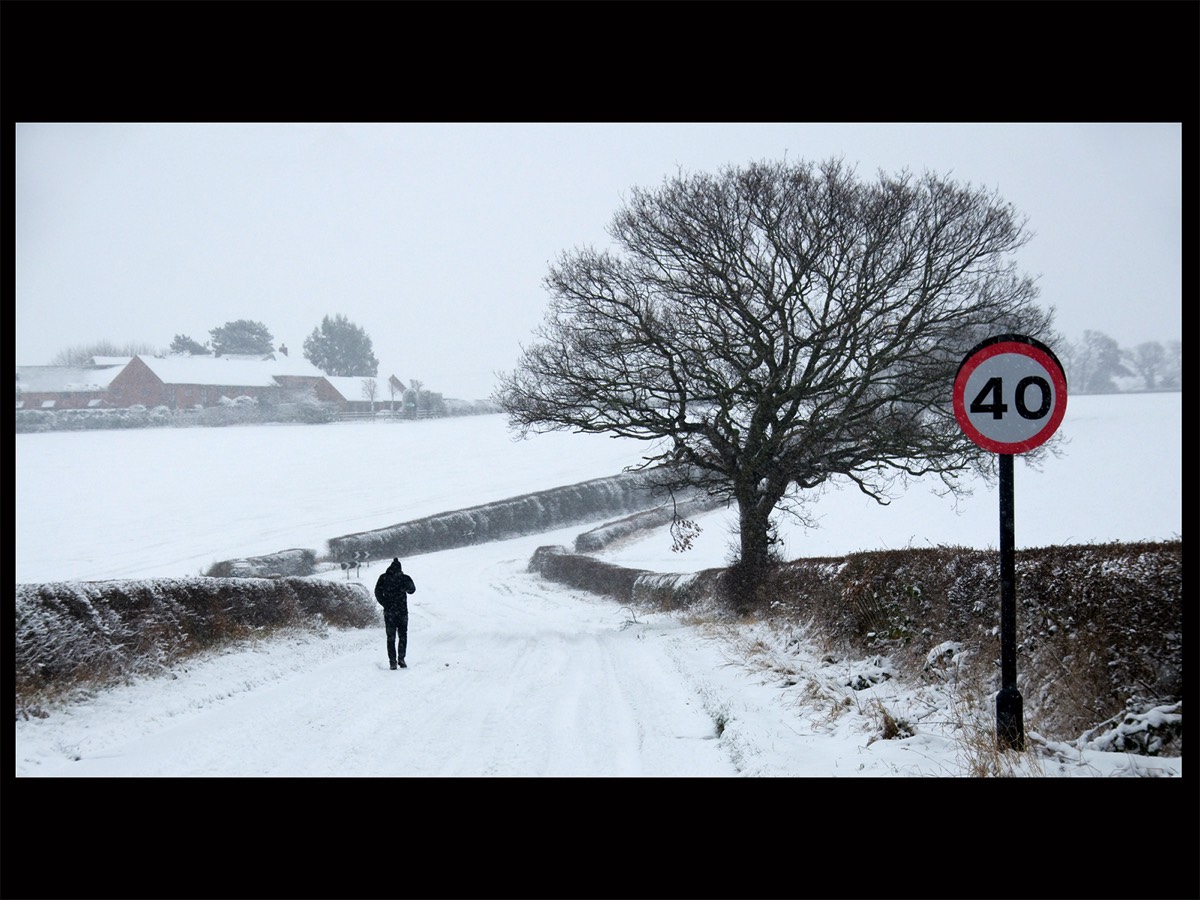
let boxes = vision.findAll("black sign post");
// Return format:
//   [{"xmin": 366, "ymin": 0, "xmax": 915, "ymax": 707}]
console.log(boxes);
[
  {"xmin": 997, "ymin": 452, "xmax": 1021, "ymax": 748},
  {"xmin": 953, "ymin": 334, "xmax": 1067, "ymax": 750}
]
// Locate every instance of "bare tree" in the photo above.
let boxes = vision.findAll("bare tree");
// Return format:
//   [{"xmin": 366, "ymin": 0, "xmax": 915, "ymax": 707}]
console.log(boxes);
[
  {"xmin": 1124, "ymin": 340, "xmax": 1166, "ymax": 391},
  {"xmin": 1064, "ymin": 330, "xmax": 1130, "ymax": 394},
  {"xmin": 496, "ymin": 158, "xmax": 1055, "ymax": 611},
  {"xmin": 1162, "ymin": 339, "xmax": 1182, "ymax": 390},
  {"xmin": 51, "ymin": 340, "xmax": 160, "ymax": 366},
  {"xmin": 361, "ymin": 377, "xmax": 378, "ymax": 414}
]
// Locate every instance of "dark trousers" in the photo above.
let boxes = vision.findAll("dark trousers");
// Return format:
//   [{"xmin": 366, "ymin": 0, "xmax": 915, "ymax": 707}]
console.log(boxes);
[{"xmin": 384, "ymin": 606, "xmax": 408, "ymax": 663}]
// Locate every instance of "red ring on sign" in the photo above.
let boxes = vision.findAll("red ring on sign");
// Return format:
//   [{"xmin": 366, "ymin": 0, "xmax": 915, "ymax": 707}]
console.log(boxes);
[{"xmin": 953, "ymin": 340, "xmax": 1067, "ymax": 454}]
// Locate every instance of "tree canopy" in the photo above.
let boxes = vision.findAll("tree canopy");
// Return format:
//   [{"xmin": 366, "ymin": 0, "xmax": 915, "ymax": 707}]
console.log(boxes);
[
  {"xmin": 169, "ymin": 334, "xmax": 209, "ymax": 355},
  {"xmin": 303, "ymin": 314, "xmax": 379, "ymax": 377},
  {"xmin": 496, "ymin": 158, "xmax": 1055, "ymax": 610},
  {"xmin": 1062, "ymin": 329, "xmax": 1132, "ymax": 394},
  {"xmin": 209, "ymin": 320, "xmax": 274, "ymax": 356},
  {"xmin": 1124, "ymin": 340, "xmax": 1167, "ymax": 391}
]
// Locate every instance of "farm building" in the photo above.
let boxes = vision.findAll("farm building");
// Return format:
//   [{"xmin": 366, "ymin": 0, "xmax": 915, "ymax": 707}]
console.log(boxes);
[
  {"xmin": 18, "ymin": 354, "xmax": 416, "ymax": 415},
  {"xmin": 15, "ymin": 362, "xmax": 125, "ymax": 410},
  {"xmin": 104, "ymin": 355, "xmax": 337, "ymax": 409}
]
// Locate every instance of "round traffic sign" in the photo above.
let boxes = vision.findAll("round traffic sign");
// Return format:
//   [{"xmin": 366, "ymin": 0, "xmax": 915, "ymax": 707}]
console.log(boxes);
[{"xmin": 953, "ymin": 334, "xmax": 1067, "ymax": 454}]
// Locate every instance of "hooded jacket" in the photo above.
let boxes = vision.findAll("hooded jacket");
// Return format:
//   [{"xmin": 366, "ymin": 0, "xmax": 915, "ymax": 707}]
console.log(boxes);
[{"xmin": 375, "ymin": 558, "xmax": 416, "ymax": 611}]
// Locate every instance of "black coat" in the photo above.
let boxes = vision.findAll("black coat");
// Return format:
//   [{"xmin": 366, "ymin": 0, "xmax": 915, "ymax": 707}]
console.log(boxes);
[{"xmin": 375, "ymin": 559, "xmax": 416, "ymax": 611}]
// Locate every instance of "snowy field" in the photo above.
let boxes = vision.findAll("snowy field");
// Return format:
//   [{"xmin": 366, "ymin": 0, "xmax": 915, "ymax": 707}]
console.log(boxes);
[
  {"xmin": 14, "ymin": 393, "xmax": 1182, "ymax": 778},
  {"xmin": 15, "ymin": 393, "xmax": 1181, "ymax": 584}
]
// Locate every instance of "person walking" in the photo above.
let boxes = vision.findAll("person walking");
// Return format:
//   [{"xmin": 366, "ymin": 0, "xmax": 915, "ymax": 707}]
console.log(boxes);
[{"xmin": 375, "ymin": 557, "xmax": 416, "ymax": 669}]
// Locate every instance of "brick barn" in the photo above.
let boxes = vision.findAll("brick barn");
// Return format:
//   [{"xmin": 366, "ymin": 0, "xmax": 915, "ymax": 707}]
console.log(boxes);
[
  {"xmin": 104, "ymin": 355, "xmax": 338, "ymax": 409},
  {"xmin": 15, "ymin": 363, "xmax": 125, "ymax": 410},
  {"xmin": 18, "ymin": 354, "xmax": 411, "ymax": 414}
]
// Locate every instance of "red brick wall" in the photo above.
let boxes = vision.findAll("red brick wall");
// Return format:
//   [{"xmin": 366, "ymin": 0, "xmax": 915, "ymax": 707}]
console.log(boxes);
[
  {"xmin": 16, "ymin": 391, "xmax": 106, "ymax": 410},
  {"xmin": 105, "ymin": 359, "xmax": 283, "ymax": 409},
  {"xmin": 105, "ymin": 357, "xmax": 165, "ymax": 407}
]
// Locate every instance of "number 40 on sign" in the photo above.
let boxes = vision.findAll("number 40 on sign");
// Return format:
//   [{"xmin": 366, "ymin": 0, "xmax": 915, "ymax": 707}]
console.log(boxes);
[{"xmin": 953, "ymin": 334, "xmax": 1068, "ymax": 455}]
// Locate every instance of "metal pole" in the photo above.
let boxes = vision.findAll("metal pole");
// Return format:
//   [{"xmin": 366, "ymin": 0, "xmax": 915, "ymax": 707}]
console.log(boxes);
[{"xmin": 996, "ymin": 453, "xmax": 1025, "ymax": 750}]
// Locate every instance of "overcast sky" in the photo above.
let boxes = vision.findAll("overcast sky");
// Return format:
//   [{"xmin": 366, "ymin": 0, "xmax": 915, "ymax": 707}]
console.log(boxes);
[{"xmin": 15, "ymin": 122, "xmax": 1181, "ymax": 400}]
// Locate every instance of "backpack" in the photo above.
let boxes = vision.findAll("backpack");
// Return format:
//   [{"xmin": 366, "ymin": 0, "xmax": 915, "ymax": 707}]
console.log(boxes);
[{"xmin": 376, "ymin": 569, "xmax": 416, "ymax": 607}]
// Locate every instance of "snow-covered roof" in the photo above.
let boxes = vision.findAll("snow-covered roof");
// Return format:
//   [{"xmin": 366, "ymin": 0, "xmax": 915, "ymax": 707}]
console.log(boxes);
[
  {"xmin": 323, "ymin": 374, "xmax": 398, "ymax": 402},
  {"xmin": 263, "ymin": 353, "xmax": 331, "ymax": 378},
  {"xmin": 15, "ymin": 365, "xmax": 125, "ymax": 393},
  {"xmin": 136, "ymin": 354, "xmax": 325, "ymax": 387}
]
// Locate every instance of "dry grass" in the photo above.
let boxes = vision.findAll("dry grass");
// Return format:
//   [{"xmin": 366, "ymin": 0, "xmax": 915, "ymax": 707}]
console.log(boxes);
[{"xmin": 564, "ymin": 540, "xmax": 1182, "ymax": 758}]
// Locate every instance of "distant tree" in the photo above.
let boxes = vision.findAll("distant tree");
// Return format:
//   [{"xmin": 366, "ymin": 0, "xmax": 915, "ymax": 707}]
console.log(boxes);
[
  {"xmin": 1064, "ymin": 330, "xmax": 1130, "ymax": 394},
  {"xmin": 1160, "ymin": 340, "xmax": 1181, "ymax": 390},
  {"xmin": 51, "ymin": 340, "xmax": 160, "ymax": 366},
  {"xmin": 1124, "ymin": 340, "xmax": 1166, "ymax": 391},
  {"xmin": 496, "ymin": 157, "xmax": 1054, "ymax": 611},
  {"xmin": 209, "ymin": 320, "xmax": 274, "ymax": 356},
  {"xmin": 404, "ymin": 384, "xmax": 444, "ymax": 418},
  {"xmin": 169, "ymin": 334, "xmax": 210, "ymax": 356},
  {"xmin": 427, "ymin": 392, "xmax": 446, "ymax": 417},
  {"xmin": 361, "ymin": 377, "xmax": 378, "ymax": 412},
  {"xmin": 302, "ymin": 314, "xmax": 379, "ymax": 377},
  {"xmin": 388, "ymin": 377, "xmax": 403, "ymax": 412},
  {"xmin": 404, "ymin": 379, "xmax": 424, "ymax": 418}
]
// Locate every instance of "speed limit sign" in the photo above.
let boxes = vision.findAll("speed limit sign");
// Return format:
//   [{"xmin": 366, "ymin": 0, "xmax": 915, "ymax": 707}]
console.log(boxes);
[
  {"xmin": 953, "ymin": 334, "xmax": 1068, "ymax": 454},
  {"xmin": 954, "ymin": 333, "xmax": 1067, "ymax": 749}
]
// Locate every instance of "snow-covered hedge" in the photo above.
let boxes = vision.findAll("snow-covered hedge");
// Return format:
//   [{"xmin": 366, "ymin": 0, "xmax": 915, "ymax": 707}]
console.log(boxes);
[
  {"xmin": 15, "ymin": 576, "xmax": 375, "ymax": 710},
  {"xmin": 327, "ymin": 471, "xmax": 665, "ymax": 562},
  {"xmin": 781, "ymin": 541, "xmax": 1183, "ymax": 741},
  {"xmin": 528, "ymin": 545, "xmax": 649, "ymax": 602},
  {"xmin": 205, "ymin": 549, "xmax": 317, "ymax": 578},
  {"xmin": 573, "ymin": 494, "xmax": 725, "ymax": 553},
  {"xmin": 208, "ymin": 472, "xmax": 680, "ymax": 578},
  {"xmin": 15, "ymin": 405, "xmax": 176, "ymax": 432},
  {"xmin": 529, "ymin": 539, "xmax": 1183, "ymax": 755},
  {"xmin": 15, "ymin": 400, "xmax": 338, "ymax": 433}
]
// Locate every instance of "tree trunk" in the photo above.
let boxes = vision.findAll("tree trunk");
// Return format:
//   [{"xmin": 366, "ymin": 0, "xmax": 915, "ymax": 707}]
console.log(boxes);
[{"xmin": 726, "ymin": 491, "xmax": 776, "ymax": 614}]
